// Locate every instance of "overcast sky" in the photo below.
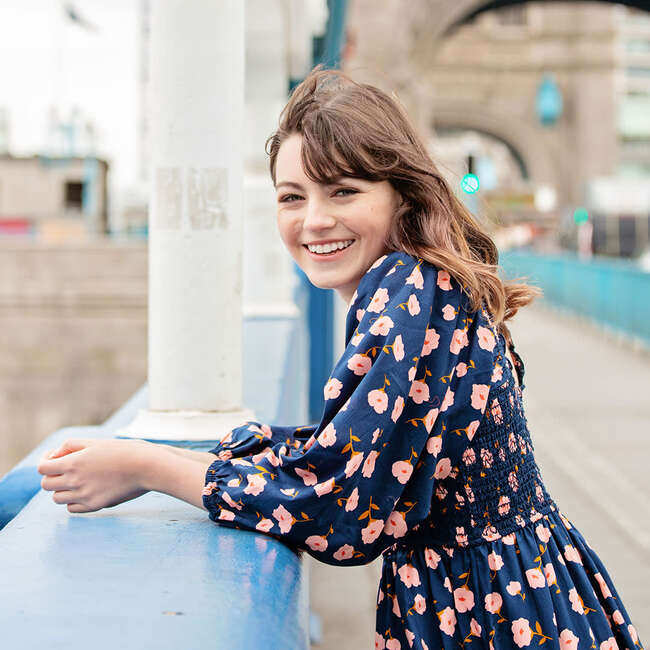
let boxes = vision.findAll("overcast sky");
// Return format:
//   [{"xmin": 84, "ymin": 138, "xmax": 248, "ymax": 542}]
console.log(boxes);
[{"xmin": 0, "ymin": 0, "xmax": 139, "ymax": 193}]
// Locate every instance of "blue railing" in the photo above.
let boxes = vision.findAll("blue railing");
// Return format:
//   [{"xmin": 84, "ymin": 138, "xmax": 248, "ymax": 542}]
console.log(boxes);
[
  {"xmin": 0, "ymin": 315, "xmax": 311, "ymax": 649},
  {"xmin": 500, "ymin": 248, "xmax": 650, "ymax": 348}
]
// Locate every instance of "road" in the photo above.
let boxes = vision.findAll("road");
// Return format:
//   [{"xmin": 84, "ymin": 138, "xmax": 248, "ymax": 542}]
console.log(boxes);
[{"xmin": 309, "ymin": 303, "xmax": 650, "ymax": 649}]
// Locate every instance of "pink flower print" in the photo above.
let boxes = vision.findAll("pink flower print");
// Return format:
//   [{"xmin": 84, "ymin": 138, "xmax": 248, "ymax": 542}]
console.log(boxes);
[
  {"xmin": 422, "ymin": 408, "xmax": 438, "ymax": 433},
  {"xmin": 488, "ymin": 551, "xmax": 504, "ymax": 571},
  {"xmin": 347, "ymin": 353, "xmax": 372, "ymax": 376},
  {"xmin": 536, "ymin": 485, "xmax": 545, "ymax": 503},
  {"xmin": 629, "ymin": 624, "xmax": 639, "ymax": 644},
  {"xmin": 375, "ymin": 633, "xmax": 386, "ymax": 650},
  {"xmin": 439, "ymin": 606, "xmax": 457, "ymax": 636},
  {"xmin": 482, "ymin": 525, "xmax": 500, "ymax": 542},
  {"xmin": 456, "ymin": 362, "xmax": 468, "ymax": 377},
  {"xmin": 203, "ymin": 481, "xmax": 217, "ymax": 496},
  {"xmin": 435, "ymin": 484, "xmax": 448, "ymax": 500},
  {"xmin": 422, "ymin": 642, "xmax": 429, "ymax": 650},
  {"xmin": 426, "ymin": 434, "xmax": 442, "ymax": 456},
  {"xmin": 363, "ymin": 450, "xmax": 379, "ymax": 478},
  {"xmin": 413, "ymin": 594, "xmax": 427, "ymax": 614},
  {"xmin": 441, "ymin": 304, "xmax": 456, "ymax": 321},
  {"xmin": 421, "ymin": 328, "xmax": 440, "ymax": 356},
  {"xmin": 392, "ymin": 334, "xmax": 405, "ymax": 361},
  {"xmin": 264, "ymin": 449, "xmax": 281, "ymax": 467},
  {"xmin": 530, "ymin": 508, "xmax": 542, "ymax": 522},
  {"xmin": 332, "ymin": 544, "xmax": 355, "ymax": 562},
  {"xmin": 406, "ymin": 265, "xmax": 424, "ymax": 290},
  {"xmin": 386, "ymin": 637, "xmax": 401, "ymax": 650},
  {"xmin": 370, "ymin": 315, "xmax": 395, "ymax": 336},
  {"xmin": 398, "ymin": 563, "xmax": 421, "ymax": 588},
  {"xmin": 564, "ymin": 545, "xmax": 583, "ymax": 565},
  {"xmin": 391, "ymin": 396, "xmax": 405, "ymax": 423},
  {"xmin": 345, "ymin": 487, "xmax": 359, "ymax": 512},
  {"xmin": 511, "ymin": 618, "xmax": 533, "ymax": 647},
  {"xmin": 218, "ymin": 509, "xmax": 236, "ymax": 521},
  {"xmin": 470, "ymin": 618, "xmax": 482, "ymax": 637},
  {"xmin": 440, "ymin": 387, "xmax": 455, "ymax": 412},
  {"xmin": 260, "ymin": 423, "xmax": 272, "ymax": 438},
  {"xmin": 434, "ymin": 457, "xmax": 452, "ymax": 479},
  {"xmin": 525, "ymin": 567, "xmax": 546, "ymax": 589},
  {"xmin": 515, "ymin": 514, "xmax": 526, "ymax": 527},
  {"xmin": 543, "ymin": 563, "xmax": 556, "ymax": 586},
  {"xmin": 465, "ymin": 485, "xmax": 475, "ymax": 502},
  {"xmin": 612, "ymin": 610, "xmax": 624, "ymax": 625},
  {"xmin": 409, "ymin": 380, "xmax": 429, "ymax": 404},
  {"xmin": 450, "ymin": 328, "xmax": 469, "ymax": 354},
  {"xmin": 272, "ymin": 504, "xmax": 294, "ymax": 533},
  {"xmin": 471, "ymin": 384, "xmax": 489, "ymax": 412},
  {"xmin": 371, "ymin": 427, "xmax": 381, "ymax": 443},
  {"xmin": 384, "ymin": 510, "xmax": 407, "ymax": 538},
  {"xmin": 506, "ymin": 581, "xmax": 522, "ymax": 596},
  {"xmin": 305, "ymin": 535, "xmax": 328, "ymax": 552},
  {"xmin": 568, "ymin": 587, "xmax": 584, "ymax": 614},
  {"xmin": 345, "ymin": 452, "xmax": 364, "ymax": 478},
  {"xmin": 368, "ymin": 287, "xmax": 389, "ymax": 313},
  {"xmin": 226, "ymin": 477, "xmax": 241, "ymax": 488},
  {"xmin": 222, "ymin": 492, "xmax": 241, "ymax": 510},
  {"xmin": 454, "ymin": 586, "xmax": 475, "ymax": 612},
  {"xmin": 392, "ymin": 595, "xmax": 401, "ymax": 618},
  {"xmin": 392, "ymin": 460, "xmax": 413, "ymax": 484},
  {"xmin": 323, "ymin": 377, "xmax": 343, "ymax": 400},
  {"xmin": 502, "ymin": 532, "xmax": 516, "ymax": 545},
  {"xmin": 508, "ymin": 471, "xmax": 519, "ymax": 492},
  {"xmin": 491, "ymin": 399, "xmax": 503, "ymax": 423},
  {"xmin": 295, "ymin": 467, "xmax": 317, "ymax": 486},
  {"xmin": 443, "ymin": 576, "xmax": 453, "ymax": 592},
  {"xmin": 217, "ymin": 449, "xmax": 233, "ymax": 461},
  {"xmin": 361, "ymin": 519, "xmax": 384, "ymax": 544},
  {"xmin": 407, "ymin": 294, "xmax": 420, "ymax": 316},
  {"xmin": 462, "ymin": 448, "xmax": 476, "ymax": 465},
  {"xmin": 508, "ymin": 432, "xmax": 517, "ymax": 452},
  {"xmin": 480, "ymin": 448, "xmax": 494, "ymax": 468},
  {"xmin": 498, "ymin": 447, "xmax": 506, "ymax": 462},
  {"xmin": 356, "ymin": 308, "xmax": 365, "ymax": 322},
  {"xmin": 466, "ymin": 420, "xmax": 479, "ymax": 441},
  {"xmin": 244, "ymin": 473, "xmax": 267, "ymax": 496},
  {"xmin": 255, "ymin": 518, "xmax": 274, "ymax": 532},
  {"xmin": 559, "ymin": 629, "xmax": 579, "ymax": 650},
  {"xmin": 485, "ymin": 592, "xmax": 503, "ymax": 614},
  {"xmin": 314, "ymin": 477, "xmax": 335, "ymax": 497},
  {"xmin": 318, "ymin": 422, "xmax": 337, "ymax": 447},
  {"xmin": 491, "ymin": 363, "xmax": 503, "ymax": 382},
  {"xmin": 368, "ymin": 389, "xmax": 389, "ymax": 413},
  {"xmin": 498, "ymin": 495, "xmax": 510, "ymax": 515},
  {"xmin": 405, "ymin": 629, "xmax": 415, "ymax": 648},
  {"xmin": 303, "ymin": 435, "xmax": 316, "ymax": 451},
  {"xmin": 408, "ymin": 365, "xmax": 416, "ymax": 382},
  {"xmin": 231, "ymin": 458, "xmax": 252, "ymax": 467},
  {"xmin": 370, "ymin": 254, "xmax": 388, "ymax": 270},
  {"xmin": 599, "ymin": 639, "xmax": 618, "ymax": 650},
  {"xmin": 594, "ymin": 572, "xmax": 612, "ymax": 599},
  {"xmin": 350, "ymin": 332, "xmax": 364, "ymax": 346},
  {"xmin": 455, "ymin": 527, "xmax": 469, "ymax": 546},
  {"xmin": 424, "ymin": 547, "xmax": 441, "ymax": 569},
  {"xmin": 437, "ymin": 270, "xmax": 452, "ymax": 290},
  {"xmin": 477, "ymin": 325, "xmax": 496, "ymax": 351}
]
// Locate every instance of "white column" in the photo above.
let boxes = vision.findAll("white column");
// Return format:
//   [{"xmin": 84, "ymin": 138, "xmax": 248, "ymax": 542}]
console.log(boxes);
[{"xmin": 121, "ymin": 0, "xmax": 254, "ymax": 440}]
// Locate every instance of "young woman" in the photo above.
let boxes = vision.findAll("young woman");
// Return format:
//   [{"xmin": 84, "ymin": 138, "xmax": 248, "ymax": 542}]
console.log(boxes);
[{"xmin": 38, "ymin": 68, "xmax": 643, "ymax": 650}]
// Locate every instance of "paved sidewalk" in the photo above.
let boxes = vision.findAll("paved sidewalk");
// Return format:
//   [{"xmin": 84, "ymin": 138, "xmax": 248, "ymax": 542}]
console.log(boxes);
[{"xmin": 309, "ymin": 304, "xmax": 650, "ymax": 648}]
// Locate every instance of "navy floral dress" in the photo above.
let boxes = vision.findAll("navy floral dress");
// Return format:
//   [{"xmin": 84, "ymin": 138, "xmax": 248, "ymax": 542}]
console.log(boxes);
[{"xmin": 203, "ymin": 251, "xmax": 643, "ymax": 650}]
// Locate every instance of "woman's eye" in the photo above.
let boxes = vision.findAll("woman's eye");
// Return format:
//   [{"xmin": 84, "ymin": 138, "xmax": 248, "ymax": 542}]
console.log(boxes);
[
  {"xmin": 279, "ymin": 194, "xmax": 302, "ymax": 203},
  {"xmin": 334, "ymin": 188, "xmax": 358, "ymax": 197}
]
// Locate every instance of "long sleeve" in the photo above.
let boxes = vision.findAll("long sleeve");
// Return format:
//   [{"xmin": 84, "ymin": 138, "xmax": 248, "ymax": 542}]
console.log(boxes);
[{"xmin": 203, "ymin": 251, "xmax": 495, "ymax": 565}]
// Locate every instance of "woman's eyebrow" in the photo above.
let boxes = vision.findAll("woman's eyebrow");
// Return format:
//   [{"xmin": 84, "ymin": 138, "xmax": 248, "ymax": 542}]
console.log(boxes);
[{"xmin": 275, "ymin": 181, "xmax": 304, "ymax": 191}]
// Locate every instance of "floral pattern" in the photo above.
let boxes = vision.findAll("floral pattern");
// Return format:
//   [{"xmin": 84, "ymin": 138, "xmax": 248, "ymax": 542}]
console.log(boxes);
[{"xmin": 203, "ymin": 251, "xmax": 643, "ymax": 650}]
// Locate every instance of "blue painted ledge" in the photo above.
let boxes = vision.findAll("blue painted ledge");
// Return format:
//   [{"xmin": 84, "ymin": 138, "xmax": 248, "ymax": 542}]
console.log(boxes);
[
  {"xmin": 0, "ymin": 315, "xmax": 311, "ymax": 649},
  {"xmin": 500, "ymin": 248, "xmax": 650, "ymax": 349}
]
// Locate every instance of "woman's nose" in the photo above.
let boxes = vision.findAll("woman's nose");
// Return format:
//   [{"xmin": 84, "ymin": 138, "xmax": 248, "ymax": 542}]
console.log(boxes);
[{"xmin": 303, "ymin": 199, "xmax": 337, "ymax": 231}]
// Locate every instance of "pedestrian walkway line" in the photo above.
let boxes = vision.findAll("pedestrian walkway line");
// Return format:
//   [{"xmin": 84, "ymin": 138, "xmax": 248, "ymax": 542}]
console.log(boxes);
[{"xmin": 525, "ymin": 394, "xmax": 650, "ymax": 558}]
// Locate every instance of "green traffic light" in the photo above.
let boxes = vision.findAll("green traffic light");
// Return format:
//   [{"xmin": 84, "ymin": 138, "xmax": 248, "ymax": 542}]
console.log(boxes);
[
  {"xmin": 573, "ymin": 207, "xmax": 589, "ymax": 224},
  {"xmin": 461, "ymin": 173, "xmax": 480, "ymax": 194}
]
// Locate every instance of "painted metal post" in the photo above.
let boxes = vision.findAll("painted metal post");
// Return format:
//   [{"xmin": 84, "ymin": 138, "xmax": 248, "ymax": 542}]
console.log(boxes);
[{"xmin": 121, "ymin": 0, "xmax": 254, "ymax": 440}]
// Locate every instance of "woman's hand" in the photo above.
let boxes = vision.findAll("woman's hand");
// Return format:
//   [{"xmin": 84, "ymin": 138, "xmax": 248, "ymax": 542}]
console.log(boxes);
[{"xmin": 37, "ymin": 438, "xmax": 153, "ymax": 513}]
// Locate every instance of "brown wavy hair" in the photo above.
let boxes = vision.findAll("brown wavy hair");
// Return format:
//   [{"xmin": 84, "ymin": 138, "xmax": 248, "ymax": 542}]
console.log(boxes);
[{"xmin": 265, "ymin": 67, "xmax": 541, "ymax": 340}]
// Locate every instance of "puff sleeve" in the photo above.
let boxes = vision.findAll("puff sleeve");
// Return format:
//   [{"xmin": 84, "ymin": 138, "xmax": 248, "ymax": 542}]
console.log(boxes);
[{"xmin": 202, "ymin": 251, "xmax": 495, "ymax": 565}]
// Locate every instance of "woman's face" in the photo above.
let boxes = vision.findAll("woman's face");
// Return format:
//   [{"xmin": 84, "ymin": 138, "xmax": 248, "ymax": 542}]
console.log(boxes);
[{"xmin": 274, "ymin": 133, "xmax": 401, "ymax": 304}]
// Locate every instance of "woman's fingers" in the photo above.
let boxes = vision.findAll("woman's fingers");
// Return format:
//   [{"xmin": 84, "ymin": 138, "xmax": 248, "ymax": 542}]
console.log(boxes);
[
  {"xmin": 41, "ymin": 474, "xmax": 76, "ymax": 492},
  {"xmin": 67, "ymin": 503, "xmax": 95, "ymax": 514},
  {"xmin": 37, "ymin": 454, "xmax": 73, "ymax": 477},
  {"xmin": 52, "ymin": 490, "xmax": 78, "ymax": 505}
]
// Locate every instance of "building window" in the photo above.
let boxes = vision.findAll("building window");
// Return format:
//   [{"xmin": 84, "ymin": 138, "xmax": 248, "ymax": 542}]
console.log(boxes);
[
  {"xmin": 497, "ymin": 6, "xmax": 527, "ymax": 26},
  {"xmin": 64, "ymin": 181, "xmax": 84, "ymax": 211}
]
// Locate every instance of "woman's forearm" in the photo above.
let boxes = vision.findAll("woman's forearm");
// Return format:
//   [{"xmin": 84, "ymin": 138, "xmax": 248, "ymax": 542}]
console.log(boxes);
[
  {"xmin": 157, "ymin": 443, "xmax": 217, "ymax": 464},
  {"xmin": 140, "ymin": 444, "xmax": 213, "ymax": 510}
]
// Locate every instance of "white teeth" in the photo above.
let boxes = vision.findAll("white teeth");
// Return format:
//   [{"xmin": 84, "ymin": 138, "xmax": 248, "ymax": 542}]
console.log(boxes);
[{"xmin": 307, "ymin": 239, "xmax": 354, "ymax": 254}]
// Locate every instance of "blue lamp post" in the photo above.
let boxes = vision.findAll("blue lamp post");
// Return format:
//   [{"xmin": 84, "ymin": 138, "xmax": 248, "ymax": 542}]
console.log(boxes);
[{"xmin": 536, "ymin": 74, "xmax": 563, "ymax": 126}]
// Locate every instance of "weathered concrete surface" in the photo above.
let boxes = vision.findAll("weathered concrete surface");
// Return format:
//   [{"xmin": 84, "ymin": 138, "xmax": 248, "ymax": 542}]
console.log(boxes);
[{"xmin": 310, "ymin": 303, "xmax": 650, "ymax": 648}]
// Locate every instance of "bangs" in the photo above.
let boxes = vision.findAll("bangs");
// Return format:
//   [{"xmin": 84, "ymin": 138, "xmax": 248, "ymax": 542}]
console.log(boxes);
[{"xmin": 299, "ymin": 111, "xmax": 386, "ymax": 185}]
